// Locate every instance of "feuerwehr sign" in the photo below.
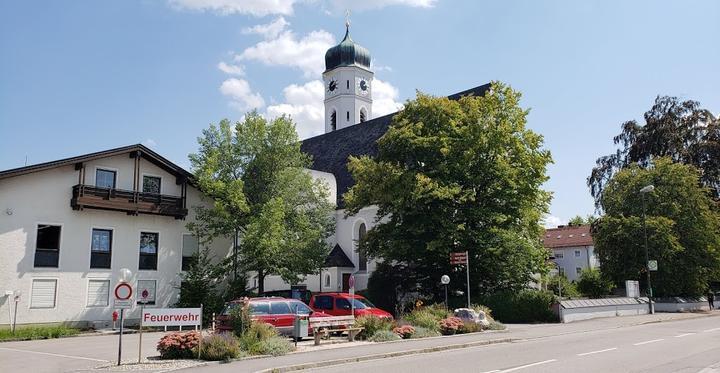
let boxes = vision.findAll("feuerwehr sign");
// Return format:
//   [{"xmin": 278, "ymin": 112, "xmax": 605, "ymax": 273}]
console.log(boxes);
[{"xmin": 142, "ymin": 308, "xmax": 202, "ymax": 327}]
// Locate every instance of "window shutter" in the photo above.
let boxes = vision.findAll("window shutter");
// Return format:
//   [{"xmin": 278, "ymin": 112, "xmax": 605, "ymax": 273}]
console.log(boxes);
[
  {"xmin": 87, "ymin": 280, "xmax": 109, "ymax": 307},
  {"xmin": 31, "ymin": 279, "xmax": 57, "ymax": 308}
]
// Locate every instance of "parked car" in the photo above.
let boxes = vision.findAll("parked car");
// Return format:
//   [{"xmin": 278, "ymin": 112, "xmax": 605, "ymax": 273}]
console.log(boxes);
[
  {"xmin": 215, "ymin": 297, "xmax": 330, "ymax": 335},
  {"xmin": 309, "ymin": 293, "xmax": 393, "ymax": 319},
  {"xmin": 261, "ymin": 289, "xmax": 312, "ymax": 304},
  {"xmin": 453, "ymin": 308, "xmax": 490, "ymax": 327}
]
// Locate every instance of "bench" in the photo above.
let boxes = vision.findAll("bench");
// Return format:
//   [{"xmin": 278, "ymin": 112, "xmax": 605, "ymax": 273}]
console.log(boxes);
[{"xmin": 309, "ymin": 315, "xmax": 363, "ymax": 345}]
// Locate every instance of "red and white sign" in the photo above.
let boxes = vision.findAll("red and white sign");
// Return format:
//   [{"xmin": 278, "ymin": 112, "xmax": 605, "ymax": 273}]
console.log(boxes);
[
  {"xmin": 450, "ymin": 252, "xmax": 468, "ymax": 265},
  {"xmin": 114, "ymin": 283, "xmax": 133, "ymax": 300},
  {"xmin": 141, "ymin": 308, "xmax": 202, "ymax": 327}
]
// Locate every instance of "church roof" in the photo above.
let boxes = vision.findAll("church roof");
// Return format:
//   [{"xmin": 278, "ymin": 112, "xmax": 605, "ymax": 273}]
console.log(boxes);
[
  {"xmin": 324, "ymin": 244, "xmax": 355, "ymax": 268},
  {"xmin": 301, "ymin": 83, "xmax": 492, "ymax": 208}
]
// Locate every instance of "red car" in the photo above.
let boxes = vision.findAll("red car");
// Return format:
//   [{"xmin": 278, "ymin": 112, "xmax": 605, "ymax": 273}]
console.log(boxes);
[
  {"xmin": 215, "ymin": 297, "xmax": 330, "ymax": 335},
  {"xmin": 309, "ymin": 293, "xmax": 393, "ymax": 319}
]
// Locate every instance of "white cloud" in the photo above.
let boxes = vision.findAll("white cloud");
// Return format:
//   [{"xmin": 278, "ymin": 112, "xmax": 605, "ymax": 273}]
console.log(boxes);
[
  {"xmin": 266, "ymin": 80, "xmax": 325, "ymax": 139},
  {"xmin": 220, "ymin": 78, "xmax": 265, "ymax": 111},
  {"xmin": 242, "ymin": 16, "xmax": 290, "ymax": 40},
  {"xmin": 142, "ymin": 138, "xmax": 158, "ymax": 148},
  {"xmin": 543, "ymin": 215, "xmax": 567, "ymax": 229},
  {"xmin": 217, "ymin": 61, "xmax": 245, "ymax": 76},
  {"xmin": 237, "ymin": 29, "xmax": 335, "ymax": 78},
  {"xmin": 327, "ymin": 0, "xmax": 437, "ymax": 12},
  {"xmin": 372, "ymin": 78, "xmax": 404, "ymax": 116},
  {"xmin": 168, "ymin": 0, "xmax": 296, "ymax": 16}
]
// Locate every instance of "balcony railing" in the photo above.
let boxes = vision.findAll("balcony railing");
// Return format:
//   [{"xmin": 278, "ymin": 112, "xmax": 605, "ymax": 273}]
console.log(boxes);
[{"xmin": 71, "ymin": 184, "xmax": 187, "ymax": 219}]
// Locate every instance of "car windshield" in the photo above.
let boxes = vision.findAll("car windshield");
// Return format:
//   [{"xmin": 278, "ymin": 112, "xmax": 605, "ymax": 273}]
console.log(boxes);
[
  {"xmin": 350, "ymin": 297, "xmax": 374, "ymax": 309},
  {"xmin": 290, "ymin": 301, "xmax": 313, "ymax": 314}
]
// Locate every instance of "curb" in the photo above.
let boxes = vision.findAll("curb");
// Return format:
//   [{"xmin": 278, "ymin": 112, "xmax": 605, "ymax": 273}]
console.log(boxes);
[{"xmin": 254, "ymin": 337, "xmax": 514, "ymax": 373}]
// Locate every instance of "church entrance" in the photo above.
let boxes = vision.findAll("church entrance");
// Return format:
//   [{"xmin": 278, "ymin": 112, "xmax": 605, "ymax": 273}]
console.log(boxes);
[{"xmin": 342, "ymin": 273, "xmax": 351, "ymax": 292}]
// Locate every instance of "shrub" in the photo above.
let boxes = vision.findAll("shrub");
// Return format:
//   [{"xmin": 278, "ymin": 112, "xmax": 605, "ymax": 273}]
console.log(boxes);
[
  {"xmin": 0, "ymin": 325, "xmax": 79, "ymax": 342},
  {"xmin": 439, "ymin": 317, "xmax": 464, "ymax": 335},
  {"xmin": 545, "ymin": 274, "xmax": 580, "ymax": 298},
  {"xmin": 157, "ymin": 331, "xmax": 201, "ymax": 359},
  {"xmin": 392, "ymin": 325, "xmax": 415, "ymax": 339},
  {"xmin": 229, "ymin": 302, "xmax": 253, "ymax": 338},
  {"xmin": 480, "ymin": 290, "xmax": 557, "ymax": 323},
  {"xmin": 471, "ymin": 304, "xmax": 495, "ymax": 322},
  {"xmin": 410, "ymin": 327, "xmax": 440, "ymax": 338},
  {"xmin": 487, "ymin": 320, "xmax": 506, "ymax": 330},
  {"xmin": 577, "ymin": 268, "xmax": 614, "ymax": 298},
  {"xmin": 199, "ymin": 334, "xmax": 241, "ymax": 361},
  {"xmin": 238, "ymin": 322, "xmax": 279, "ymax": 355},
  {"xmin": 257, "ymin": 336, "xmax": 294, "ymax": 356},
  {"xmin": 355, "ymin": 315, "xmax": 393, "ymax": 340},
  {"xmin": 462, "ymin": 321, "xmax": 482, "ymax": 333},
  {"xmin": 368, "ymin": 330, "xmax": 402, "ymax": 342},
  {"xmin": 403, "ymin": 304, "xmax": 451, "ymax": 331}
]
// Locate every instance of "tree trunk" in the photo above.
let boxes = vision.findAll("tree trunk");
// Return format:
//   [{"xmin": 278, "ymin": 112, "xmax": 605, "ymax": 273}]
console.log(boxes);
[
  {"xmin": 258, "ymin": 269, "xmax": 265, "ymax": 295},
  {"xmin": 233, "ymin": 229, "xmax": 238, "ymax": 282}
]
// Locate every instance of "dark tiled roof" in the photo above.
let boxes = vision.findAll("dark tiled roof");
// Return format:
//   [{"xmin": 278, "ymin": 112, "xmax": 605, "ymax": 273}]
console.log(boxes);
[
  {"xmin": 544, "ymin": 225, "xmax": 594, "ymax": 248},
  {"xmin": 301, "ymin": 83, "xmax": 492, "ymax": 208},
  {"xmin": 324, "ymin": 244, "xmax": 355, "ymax": 268},
  {"xmin": 0, "ymin": 144, "xmax": 193, "ymax": 181}
]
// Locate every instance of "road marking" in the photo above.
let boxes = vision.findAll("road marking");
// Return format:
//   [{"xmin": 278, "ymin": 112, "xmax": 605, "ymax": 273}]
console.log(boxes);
[
  {"xmin": 633, "ymin": 338, "xmax": 664, "ymax": 346},
  {"xmin": 577, "ymin": 347, "xmax": 617, "ymax": 356},
  {"xmin": 479, "ymin": 370, "xmax": 501, "ymax": 373},
  {"xmin": 0, "ymin": 347, "xmax": 107, "ymax": 362},
  {"xmin": 501, "ymin": 359, "xmax": 558, "ymax": 372},
  {"xmin": 703, "ymin": 327, "xmax": 720, "ymax": 333},
  {"xmin": 675, "ymin": 333, "xmax": 696, "ymax": 338}
]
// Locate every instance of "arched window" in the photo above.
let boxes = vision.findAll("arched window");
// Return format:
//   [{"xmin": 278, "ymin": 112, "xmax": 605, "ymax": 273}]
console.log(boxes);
[
  {"xmin": 325, "ymin": 274, "xmax": 331, "ymax": 287},
  {"xmin": 330, "ymin": 110, "xmax": 337, "ymax": 131},
  {"xmin": 358, "ymin": 223, "xmax": 367, "ymax": 271},
  {"xmin": 346, "ymin": 111, "xmax": 350, "ymax": 122},
  {"xmin": 360, "ymin": 108, "xmax": 367, "ymax": 123}
]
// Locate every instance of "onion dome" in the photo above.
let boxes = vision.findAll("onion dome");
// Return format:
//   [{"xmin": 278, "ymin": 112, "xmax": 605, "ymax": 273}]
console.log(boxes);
[{"xmin": 324, "ymin": 25, "xmax": 371, "ymax": 72}]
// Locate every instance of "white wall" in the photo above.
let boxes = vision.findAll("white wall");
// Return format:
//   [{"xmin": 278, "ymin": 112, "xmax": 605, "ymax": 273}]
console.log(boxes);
[
  {"xmin": 0, "ymin": 155, "xmax": 231, "ymax": 326},
  {"xmin": 323, "ymin": 66, "xmax": 374, "ymax": 132},
  {"xmin": 550, "ymin": 245, "xmax": 598, "ymax": 281}
]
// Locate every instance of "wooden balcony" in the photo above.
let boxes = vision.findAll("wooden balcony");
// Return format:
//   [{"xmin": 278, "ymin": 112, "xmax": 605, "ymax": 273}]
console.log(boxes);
[{"xmin": 71, "ymin": 184, "xmax": 187, "ymax": 219}]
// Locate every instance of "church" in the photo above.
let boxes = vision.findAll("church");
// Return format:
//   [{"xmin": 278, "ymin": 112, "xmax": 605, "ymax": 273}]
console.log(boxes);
[{"xmin": 260, "ymin": 23, "xmax": 491, "ymax": 294}]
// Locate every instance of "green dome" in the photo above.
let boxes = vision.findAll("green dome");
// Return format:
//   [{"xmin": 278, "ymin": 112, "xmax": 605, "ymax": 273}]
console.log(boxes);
[{"xmin": 324, "ymin": 27, "xmax": 371, "ymax": 72}]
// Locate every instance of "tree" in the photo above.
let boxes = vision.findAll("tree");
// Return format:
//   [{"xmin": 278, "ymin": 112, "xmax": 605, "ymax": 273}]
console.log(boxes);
[
  {"xmin": 544, "ymin": 273, "xmax": 580, "ymax": 298},
  {"xmin": 593, "ymin": 158, "xmax": 720, "ymax": 297},
  {"xmin": 588, "ymin": 96, "xmax": 719, "ymax": 208},
  {"xmin": 189, "ymin": 113, "xmax": 335, "ymax": 295},
  {"xmin": 345, "ymin": 82, "xmax": 553, "ymax": 300},
  {"xmin": 576, "ymin": 268, "xmax": 613, "ymax": 298},
  {"xmin": 568, "ymin": 215, "xmax": 596, "ymax": 226}
]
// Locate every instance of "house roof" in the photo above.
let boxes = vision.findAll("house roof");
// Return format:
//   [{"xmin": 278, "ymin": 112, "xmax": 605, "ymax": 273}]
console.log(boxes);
[
  {"xmin": 301, "ymin": 83, "xmax": 492, "ymax": 208},
  {"xmin": 324, "ymin": 244, "xmax": 355, "ymax": 268},
  {"xmin": 543, "ymin": 225, "xmax": 593, "ymax": 249},
  {"xmin": 0, "ymin": 144, "xmax": 193, "ymax": 182}
]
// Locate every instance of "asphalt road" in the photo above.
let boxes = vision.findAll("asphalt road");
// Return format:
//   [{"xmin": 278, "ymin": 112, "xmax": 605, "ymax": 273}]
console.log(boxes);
[{"xmin": 305, "ymin": 315, "xmax": 720, "ymax": 373}]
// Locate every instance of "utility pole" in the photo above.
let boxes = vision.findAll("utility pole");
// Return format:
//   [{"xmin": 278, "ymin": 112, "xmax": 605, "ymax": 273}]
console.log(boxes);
[{"xmin": 640, "ymin": 184, "xmax": 655, "ymax": 314}]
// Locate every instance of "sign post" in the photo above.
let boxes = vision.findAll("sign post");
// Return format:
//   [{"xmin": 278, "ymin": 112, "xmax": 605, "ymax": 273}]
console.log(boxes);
[
  {"xmin": 450, "ymin": 251, "xmax": 471, "ymax": 308},
  {"xmin": 12, "ymin": 291, "xmax": 21, "ymax": 334},
  {"xmin": 113, "ymin": 281, "xmax": 133, "ymax": 366},
  {"xmin": 440, "ymin": 275, "xmax": 450, "ymax": 310},
  {"xmin": 348, "ymin": 274, "xmax": 355, "ymax": 317},
  {"xmin": 137, "ymin": 288, "xmax": 150, "ymax": 364}
]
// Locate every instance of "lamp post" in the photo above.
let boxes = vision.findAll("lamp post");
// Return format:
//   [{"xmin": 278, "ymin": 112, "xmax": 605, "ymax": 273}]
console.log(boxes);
[{"xmin": 640, "ymin": 185, "xmax": 655, "ymax": 314}]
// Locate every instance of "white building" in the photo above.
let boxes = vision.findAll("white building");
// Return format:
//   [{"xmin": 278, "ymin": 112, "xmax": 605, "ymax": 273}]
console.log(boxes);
[
  {"xmin": 544, "ymin": 225, "xmax": 599, "ymax": 282},
  {"xmin": 0, "ymin": 145, "xmax": 231, "ymax": 327}
]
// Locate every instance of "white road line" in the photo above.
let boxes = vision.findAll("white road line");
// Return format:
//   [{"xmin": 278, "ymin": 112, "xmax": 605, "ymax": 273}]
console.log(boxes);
[
  {"xmin": 0, "ymin": 347, "xmax": 107, "ymax": 362},
  {"xmin": 577, "ymin": 347, "xmax": 617, "ymax": 356},
  {"xmin": 633, "ymin": 338, "xmax": 664, "ymax": 346},
  {"xmin": 703, "ymin": 327, "xmax": 720, "ymax": 333},
  {"xmin": 501, "ymin": 359, "xmax": 558, "ymax": 372},
  {"xmin": 675, "ymin": 333, "xmax": 696, "ymax": 338},
  {"xmin": 479, "ymin": 370, "xmax": 501, "ymax": 373}
]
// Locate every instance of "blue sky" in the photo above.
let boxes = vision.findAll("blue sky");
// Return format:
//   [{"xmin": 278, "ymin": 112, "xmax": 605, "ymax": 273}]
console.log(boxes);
[{"xmin": 1, "ymin": 0, "xmax": 718, "ymax": 226}]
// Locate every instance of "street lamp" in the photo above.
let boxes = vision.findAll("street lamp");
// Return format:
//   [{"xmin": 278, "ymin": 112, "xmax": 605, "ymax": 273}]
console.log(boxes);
[{"xmin": 640, "ymin": 184, "xmax": 655, "ymax": 314}]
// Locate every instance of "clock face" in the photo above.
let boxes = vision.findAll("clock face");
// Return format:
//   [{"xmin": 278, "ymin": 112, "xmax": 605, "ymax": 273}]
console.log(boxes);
[
  {"xmin": 356, "ymin": 78, "xmax": 370, "ymax": 96},
  {"xmin": 328, "ymin": 79, "xmax": 337, "ymax": 93}
]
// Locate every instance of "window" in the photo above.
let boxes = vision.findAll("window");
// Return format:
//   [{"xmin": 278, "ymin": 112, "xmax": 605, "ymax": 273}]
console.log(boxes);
[
  {"xmin": 30, "ymin": 279, "xmax": 57, "ymax": 308},
  {"xmin": 87, "ymin": 280, "xmax": 109, "ymax": 307},
  {"xmin": 314, "ymin": 295, "xmax": 333, "ymax": 310},
  {"xmin": 575, "ymin": 250, "xmax": 581, "ymax": 258},
  {"xmin": 34, "ymin": 225, "xmax": 61, "ymax": 268},
  {"xmin": 137, "ymin": 279, "xmax": 156, "ymax": 305},
  {"xmin": 360, "ymin": 109, "xmax": 367, "ymax": 123},
  {"xmin": 324, "ymin": 274, "xmax": 331, "ymax": 287},
  {"xmin": 90, "ymin": 229, "xmax": 112, "ymax": 269},
  {"xmin": 270, "ymin": 301, "xmax": 291, "ymax": 315},
  {"xmin": 142, "ymin": 175, "xmax": 161, "ymax": 194},
  {"xmin": 346, "ymin": 111, "xmax": 350, "ymax": 122},
  {"xmin": 181, "ymin": 234, "xmax": 199, "ymax": 271},
  {"xmin": 576, "ymin": 267, "xmax": 582, "ymax": 275},
  {"xmin": 139, "ymin": 232, "xmax": 158, "ymax": 270},
  {"xmin": 249, "ymin": 303, "xmax": 270, "ymax": 315},
  {"xmin": 554, "ymin": 251, "xmax": 564, "ymax": 259},
  {"xmin": 95, "ymin": 169, "xmax": 116, "ymax": 189},
  {"xmin": 330, "ymin": 110, "xmax": 337, "ymax": 131},
  {"xmin": 346, "ymin": 80, "xmax": 349, "ymax": 89},
  {"xmin": 290, "ymin": 301, "xmax": 312, "ymax": 315},
  {"xmin": 559, "ymin": 267, "xmax": 565, "ymax": 276},
  {"xmin": 336, "ymin": 298, "xmax": 351, "ymax": 310},
  {"xmin": 357, "ymin": 223, "xmax": 367, "ymax": 271}
]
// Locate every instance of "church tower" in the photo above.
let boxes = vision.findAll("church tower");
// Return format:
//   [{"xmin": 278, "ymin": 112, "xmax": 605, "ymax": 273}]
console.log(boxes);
[{"xmin": 323, "ymin": 20, "xmax": 373, "ymax": 133}]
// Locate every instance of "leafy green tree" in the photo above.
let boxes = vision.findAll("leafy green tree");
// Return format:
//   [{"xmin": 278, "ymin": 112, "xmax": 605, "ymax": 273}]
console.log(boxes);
[
  {"xmin": 190, "ymin": 113, "xmax": 335, "ymax": 294},
  {"xmin": 345, "ymin": 82, "xmax": 553, "ymax": 300},
  {"xmin": 593, "ymin": 158, "xmax": 720, "ymax": 297},
  {"xmin": 544, "ymin": 273, "xmax": 580, "ymax": 298},
  {"xmin": 568, "ymin": 215, "xmax": 596, "ymax": 226},
  {"xmin": 576, "ymin": 268, "xmax": 614, "ymax": 298},
  {"xmin": 589, "ymin": 96, "xmax": 719, "ymax": 207}
]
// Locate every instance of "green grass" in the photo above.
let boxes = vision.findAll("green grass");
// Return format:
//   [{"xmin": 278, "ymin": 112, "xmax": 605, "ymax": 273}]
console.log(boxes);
[{"xmin": 0, "ymin": 325, "xmax": 80, "ymax": 342}]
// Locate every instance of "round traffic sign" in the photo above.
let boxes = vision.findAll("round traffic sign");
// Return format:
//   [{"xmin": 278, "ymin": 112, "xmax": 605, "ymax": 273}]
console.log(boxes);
[
  {"xmin": 114, "ymin": 283, "xmax": 133, "ymax": 300},
  {"xmin": 348, "ymin": 275, "xmax": 355, "ymax": 289},
  {"xmin": 441, "ymin": 275, "xmax": 450, "ymax": 285}
]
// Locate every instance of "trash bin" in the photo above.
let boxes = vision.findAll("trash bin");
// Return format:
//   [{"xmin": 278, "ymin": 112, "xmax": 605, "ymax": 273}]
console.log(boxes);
[{"xmin": 293, "ymin": 315, "xmax": 309, "ymax": 341}]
